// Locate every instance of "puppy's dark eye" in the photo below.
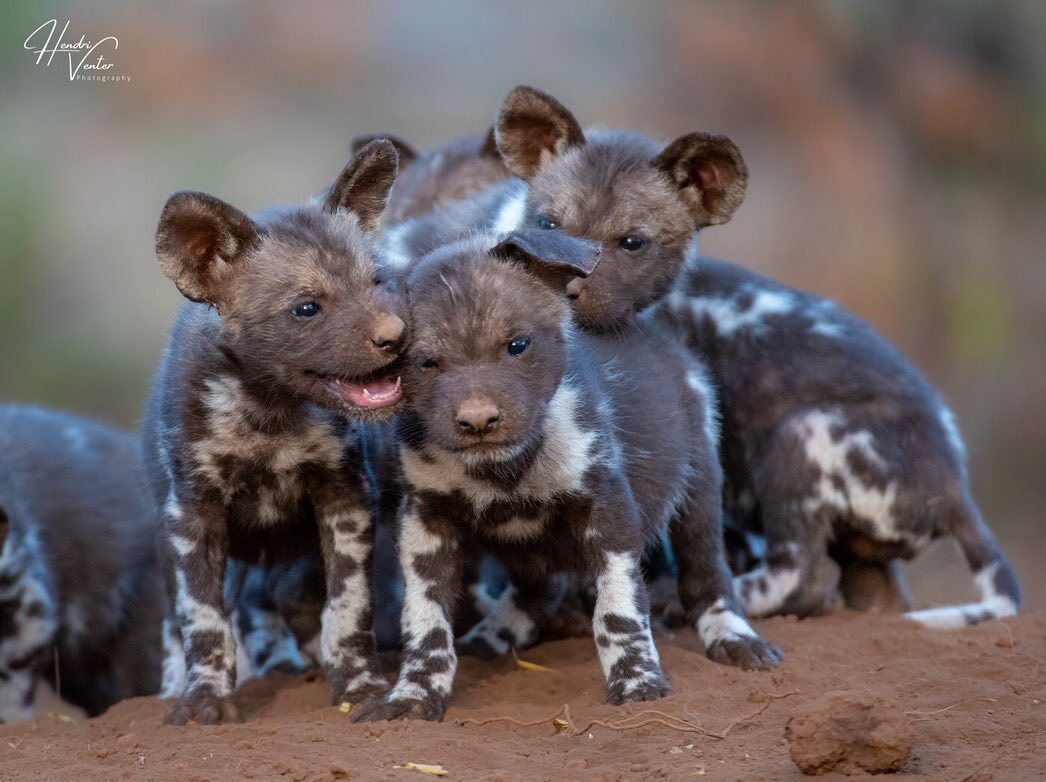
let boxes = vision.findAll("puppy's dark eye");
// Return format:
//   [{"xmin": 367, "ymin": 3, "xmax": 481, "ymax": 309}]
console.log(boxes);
[
  {"xmin": 507, "ymin": 337, "xmax": 530, "ymax": 356},
  {"xmin": 372, "ymin": 273, "xmax": 384, "ymax": 286},
  {"xmin": 420, "ymin": 357, "xmax": 440, "ymax": 370},
  {"xmin": 536, "ymin": 216, "xmax": 558, "ymax": 230},
  {"xmin": 618, "ymin": 236, "xmax": 646, "ymax": 252},
  {"xmin": 291, "ymin": 301, "xmax": 321, "ymax": 318}
]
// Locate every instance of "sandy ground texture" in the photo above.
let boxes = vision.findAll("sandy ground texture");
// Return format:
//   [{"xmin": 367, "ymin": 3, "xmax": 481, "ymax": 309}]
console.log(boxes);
[{"xmin": 1, "ymin": 611, "xmax": 1043, "ymax": 781}]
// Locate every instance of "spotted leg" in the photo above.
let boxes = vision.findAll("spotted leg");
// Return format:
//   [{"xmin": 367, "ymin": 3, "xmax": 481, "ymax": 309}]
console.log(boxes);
[
  {"xmin": 671, "ymin": 453, "xmax": 783, "ymax": 670},
  {"xmin": 734, "ymin": 414, "xmax": 843, "ymax": 619},
  {"xmin": 455, "ymin": 572, "xmax": 567, "ymax": 660},
  {"xmin": 163, "ymin": 489, "xmax": 240, "ymax": 725},
  {"xmin": 352, "ymin": 495, "xmax": 462, "ymax": 723},
  {"xmin": 585, "ymin": 480, "xmax": 671, "ymax": 706},
  {"xmin": 312, "ymin": 476, "xmax": 386, "ymax": 705}
]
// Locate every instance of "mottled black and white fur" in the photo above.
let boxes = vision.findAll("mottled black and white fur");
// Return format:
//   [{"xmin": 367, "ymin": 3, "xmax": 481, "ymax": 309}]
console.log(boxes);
[
  {"xmin": 0, "ymin": 405, "xmax": 163, "ymax": 722},
  {"xmin": 352, "ymin": 230, "xmax": 780, "ymax": 723},
  {"xmin": 143, "ymin": 141, "xmax": 411, "ymax": 724},
  {"xmin": 655, "ymin": 257, "xmax": 1020, "ymax": 626}
]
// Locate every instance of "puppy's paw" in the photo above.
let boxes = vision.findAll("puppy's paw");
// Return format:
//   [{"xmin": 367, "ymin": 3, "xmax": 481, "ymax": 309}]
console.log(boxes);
[
  {"xmin": 330, "ymin": 681, "xmax": 389, "ymax": 708},
  {"xmin": 350, "ymin": 695, "xmax": 445, "ymax": 723},
  {"xmin": 707, "ymin": 636, "xmax": 784, "ymax": 671},
  {"xmin": 607, "ymin": 673, "xmax": 672, "ymax": 706},
  {"xmin": 164, "ymin": 692, "xmax": 241, "ymax": 726}
]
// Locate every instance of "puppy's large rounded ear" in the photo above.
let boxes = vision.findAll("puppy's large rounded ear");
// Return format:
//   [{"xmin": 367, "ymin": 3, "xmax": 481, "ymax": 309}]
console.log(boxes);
[
  {"xmin": 654, "ymin": 133, "xmax": 748, "ymax": 228},
  {"xmin": 155, "ymin": 191, "xmax": 259, "ymax": 305},
  {"xmin": 495, "ymin": 86, "xmax": 585, "ymax": 180},
  {"xmin": 490, "ymin": 229, "xmax": 601, "ymax": 291},
  {"xmin": 325, "ymin": 139, "xmax": 399, "ymax": 233},
  {"xmin": 349, "ymin": 133, "xmax": 417, "ymax": 166}
]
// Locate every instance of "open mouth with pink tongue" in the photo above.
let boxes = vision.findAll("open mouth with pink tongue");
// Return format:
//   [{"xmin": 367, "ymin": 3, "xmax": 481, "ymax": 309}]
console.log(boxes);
[{"xmin": 319, "ymin": 373, "xmax": 403, "ymax": 410}]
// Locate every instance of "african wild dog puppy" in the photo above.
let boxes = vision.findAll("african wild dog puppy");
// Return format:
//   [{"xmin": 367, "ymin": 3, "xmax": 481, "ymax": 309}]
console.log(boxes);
[
  {"xmin": 0, "ymin": 405, "xmax": 163, "ymax": 722},
  {"xmin": 351, "ymin": 228, "xmax": 780, "ymax": 723},
  {"xmin": 225, "ymin": 133, "xmax": 509, "ymax": 680},
  {"xmin": 144, "ymin": 140, "xmax": 410, "ymax": 724},
  {"xmin": 359, "ymin": 87, "xmax": 767, "ymax": 658},
  {"xmin": 491, "ymin": 86, "xmax": 1019, "ymax": 626},
  {"xmin": 653, "ymin": 258, "xmax": 1021, "ymax": 626}
]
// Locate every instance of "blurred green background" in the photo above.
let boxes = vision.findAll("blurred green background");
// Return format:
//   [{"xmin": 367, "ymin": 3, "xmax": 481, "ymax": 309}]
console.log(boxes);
[{"xmin": 1, "ymin": 1, "xmax": 1043, "ymax": 606}]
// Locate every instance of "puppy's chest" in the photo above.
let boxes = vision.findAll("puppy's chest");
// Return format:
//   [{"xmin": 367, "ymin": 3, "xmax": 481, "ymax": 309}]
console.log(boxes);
[{"xmin": 188, "ymin": 376, "xmax": 347, "ymax": 515}]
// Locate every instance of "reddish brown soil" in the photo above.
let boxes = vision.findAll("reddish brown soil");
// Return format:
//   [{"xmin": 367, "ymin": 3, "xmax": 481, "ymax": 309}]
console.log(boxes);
[{"xmin": 2, "ymin": 611, "xmax": 1043, "ymax": 781}]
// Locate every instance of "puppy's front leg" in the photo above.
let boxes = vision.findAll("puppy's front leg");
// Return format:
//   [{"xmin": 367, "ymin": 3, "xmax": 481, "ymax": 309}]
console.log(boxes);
[
  {"xmin": 312, "ymin": 475, "xmax": 386, "ymax": 704},
  {"xmin": 353, "ymin": 496, "xmax": 462, "ymax": 723},
  {"xmin": 586, "ymin": 483, "xmax": 671, "ymax": 706},
  {"xmin": 164, "ymin": 490, "xmax": 239, "ymax": 725}
]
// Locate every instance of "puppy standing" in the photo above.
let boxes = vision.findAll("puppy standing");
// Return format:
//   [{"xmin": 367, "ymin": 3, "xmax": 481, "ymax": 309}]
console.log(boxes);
[
  {"xmin": 353, "ymin": 229, "xmax": 780, "ymax": 723},
  {"xmin": 144, "ymin": 141, "xmax": 409, "ymax": 724},
  {"xmin": 491, "ymin": 86, "xmax": 1019, "ymax": 625},
  {"xmin": 0, "ymin": 405, "xmax": 163, "ymax": 722}
]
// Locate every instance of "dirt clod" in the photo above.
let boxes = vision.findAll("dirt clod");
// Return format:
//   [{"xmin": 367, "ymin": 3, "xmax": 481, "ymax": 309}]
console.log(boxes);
[{"xmin": 785, "ymin": 690, "xmax": 913, "ymax": 775}]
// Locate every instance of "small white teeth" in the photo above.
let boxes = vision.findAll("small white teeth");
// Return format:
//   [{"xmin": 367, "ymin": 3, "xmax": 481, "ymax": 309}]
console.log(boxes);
[
  {"xmin": 395, "ymin": 376, "xmax": 402, "ymax": 389},
  {"xmin": 363, "ymin": 388, "xmax": 373, "ymax": 399}
]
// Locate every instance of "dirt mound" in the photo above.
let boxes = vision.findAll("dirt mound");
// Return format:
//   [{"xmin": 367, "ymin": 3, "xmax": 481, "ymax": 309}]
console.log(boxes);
[
  {"xmin": 785, "ymin": 690, "xmax": 913, "ymax": 775},
  {"xmin": 1, "ymin": 612, "xmax": 1043, "ymax": 781}
]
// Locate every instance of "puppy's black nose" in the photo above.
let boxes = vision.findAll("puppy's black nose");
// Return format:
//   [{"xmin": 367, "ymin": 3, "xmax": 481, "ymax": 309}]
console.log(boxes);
[
  {"xmin": 456, "ymin": 400, "xmax": 501, "ymax": 435},
  {"xmin": 371, "ymin": 312, "xmax": 407, "ymax": 352}
]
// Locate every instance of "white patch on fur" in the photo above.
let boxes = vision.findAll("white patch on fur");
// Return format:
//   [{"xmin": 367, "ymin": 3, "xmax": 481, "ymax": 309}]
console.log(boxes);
[
  {"xmin": 906, "ymin": 563, "xmax": 1018, "ymax": 629},
  {"xmin": 734, "ymin": 561, "xmax": 802, "ymax": 618},
  {"xmin": 697, "ymin": 598, "xmax": 759, "ymax": 648},
  {"xmin": 938, "ymin": 407, "xmax": 966, "ymax": 460},
  {"xmin": 810, "ymin": 320, "xmax": 844, "ymax": 338},
  {"xmin": 241, "ymin": 609, "xmax": 305, "ymax": 677},
  {"xmin": 381, "ymin": 222, "xmax": 414, "ymax": 271},
  {"xmin": 318, "ymin": 508, "xmax": 382, "ymax": 694},
  {"xmin": 682, "ymin": 233, "xmax": 700, "ymax": 268},
  {"xmin": 457, "ymin": 584, "xmax": 536, "ymax": 655},
  {"xmin": 159, "ymin": 617, "xmax": 186, "ymax": 698},
  {"xmin": 0, "ymin": 530, "xmax": 58, "ymax": 701},
  {"xmin": 164, "ymin": 491, "xmax": 183, "ymax": 521},
  {"xmin": 593, "ymin": 551, "xmax": 663, "ymax": 697},
  {"xmin": 174, "ymin": 568, "xmax": 236, "ymax": 695},
  {"xmin": 686, "ymin": 367, "xmax": 720, "ymax": 450},
  {"xmin": 167, "ymin": 534, "xmax": 196, "ymax": 558},
  {"xmin": 491, "ymin": 183, "xmax": 528, "ymax": 234},
  {"xmin": 389, "ymin": 507, "xmax": 457, "ymax": 702},
  {"xmin": 489, "ymin": 515, "xmax": 547, "ymax": 542},
  {"xmin": 329, "ymin": 508, "xmax": 373, "ymax": 558},
  {"xmin": 191, "ymin": 375, "xmax": 343, "ymax": 502},
  {"xmin": 688, "ymin": 288, "xmax": 795, "ymax": 339},
  {"xmin": 401, "ymin": 382, "xmax": 600, "ymax": 514},
  {"xmin": 795, "ymin": 410, "xmax": 906, "ymax": 542},
  {"xmin": 0, "ymin": 671, "xmax": 36, "ymax": 723}
]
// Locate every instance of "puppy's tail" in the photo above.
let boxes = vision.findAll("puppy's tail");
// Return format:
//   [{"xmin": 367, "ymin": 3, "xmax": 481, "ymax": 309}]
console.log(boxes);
[{"xmin": 905, "ymin": 493, "xmax": 1020, "ymax": 629}]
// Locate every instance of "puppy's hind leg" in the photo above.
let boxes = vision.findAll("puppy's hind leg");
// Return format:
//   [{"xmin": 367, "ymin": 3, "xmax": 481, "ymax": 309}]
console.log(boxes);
[
  {"xmin": 734, "ymin": 415, "xmax": 842, "ymax": 619},
  {"xmin": 906, "ymin": 491, "xmax": 1020, "ymax": 629}
]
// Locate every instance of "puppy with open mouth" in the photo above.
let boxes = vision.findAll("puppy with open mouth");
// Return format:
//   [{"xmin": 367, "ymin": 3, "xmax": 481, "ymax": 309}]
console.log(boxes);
[{"xmin": 143, "ymin": 139, "xmax": 408, "ymax": 724}]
